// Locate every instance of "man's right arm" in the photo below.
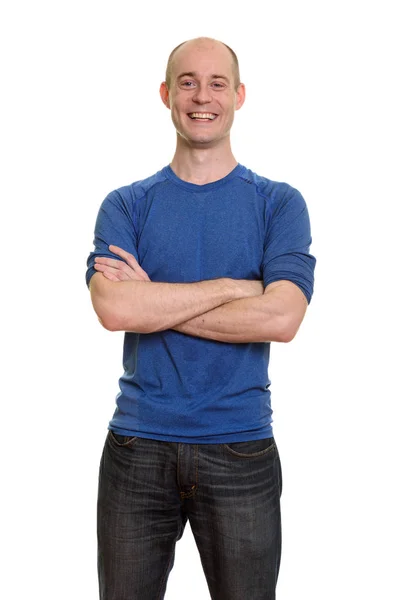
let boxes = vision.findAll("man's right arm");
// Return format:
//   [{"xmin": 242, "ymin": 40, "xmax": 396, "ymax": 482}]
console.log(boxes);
[{"xmin": 89, "ymin": 272, "xmax": 262, "ymax": 333}]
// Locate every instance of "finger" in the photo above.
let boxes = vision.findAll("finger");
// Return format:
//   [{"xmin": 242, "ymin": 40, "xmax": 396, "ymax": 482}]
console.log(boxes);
[
  {"xmin": 94, "ymin": 263, "xmax": 130, "ymax": 280},
  {"xmin": 94, "ymin": 263, "xmax": 121, "ymax": 282},
  {"xmin": 94, "ymin": 262, "xmax": 146, "ymax": 281},
  {"xmin": 95, "ymin": 256, "xmax": 140, "ymax": 279},
  {"xmin": 109, "ymin": 245, "xmax": 143, "ymax": 273},
  {"xmin": 95, "ymin": 256, "xmax": 138, "ymax": 278},
  {"xmin": 94, "ymin": 260, "xmax": 131, "ymax": 274},
  {"xmin": 133, "ymin": 263, "xmax": 151, "ymax": 280},
  {"xmin": 109, "ymin": 245, "xmax": 151, "ymax": 281},
  {"xmin": 102, "ymin": 270, "xmax": 120, "ymax": 282},
  {"xmin": 109, "ymin": 245, "xmax": 138, "ymax": 264},
  {"xmin": 95, "ymin": 256, "xmax": 126, "ymax": 268}
]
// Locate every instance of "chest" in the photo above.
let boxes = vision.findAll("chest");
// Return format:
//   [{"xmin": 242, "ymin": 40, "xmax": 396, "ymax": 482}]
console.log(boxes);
[{"xmin": 136, "ymin": 189, "xmax": 266, "ymax": 282}]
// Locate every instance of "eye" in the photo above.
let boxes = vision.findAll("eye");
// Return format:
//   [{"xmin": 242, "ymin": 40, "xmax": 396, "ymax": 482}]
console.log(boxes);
[
  {"xmin": 181, "ymin": 80, "xmax": 196, "ymax": 88},
  {"xmin": 211, "ymin": 82, "xmax": 225, "ymax": 88}
]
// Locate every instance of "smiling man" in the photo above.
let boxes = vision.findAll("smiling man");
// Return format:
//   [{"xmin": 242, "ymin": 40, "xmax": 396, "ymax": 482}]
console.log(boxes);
[
  {"xmin": 86, "ymin": 37, "xmax": 316, "ymax": 600},
  {"xmin": 161, "ymin": 40, "xmax": 244, "ymax": 160}
]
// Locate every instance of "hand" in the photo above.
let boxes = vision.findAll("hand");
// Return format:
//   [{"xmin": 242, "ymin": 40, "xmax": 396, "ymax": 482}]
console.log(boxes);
[
  {"xmin": 94, "ymin": 245, "xmax": 151, "ymax": 282},
  {"xmin": 234, "ymin": 279, "xmax": 265, "ymax": 298}
]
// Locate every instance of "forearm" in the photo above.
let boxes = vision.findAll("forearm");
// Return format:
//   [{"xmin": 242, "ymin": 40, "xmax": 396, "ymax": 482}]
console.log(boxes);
[
  {"xmin": 90, "ymin": 273, "xmax": 255, "ymax": 333},
  {"xmin": 173, "ymin": 296, "xmax": 275, "ymax": 342},
  {"xmin": 173, "ymin": 282, "xmax": 308, "ymax": 343}
]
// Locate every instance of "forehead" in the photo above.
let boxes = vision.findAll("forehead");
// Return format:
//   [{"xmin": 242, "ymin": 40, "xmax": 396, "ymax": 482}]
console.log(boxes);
[{"xmin": 171, "ymin": 43, "xmax": 234, "ymax": 80}]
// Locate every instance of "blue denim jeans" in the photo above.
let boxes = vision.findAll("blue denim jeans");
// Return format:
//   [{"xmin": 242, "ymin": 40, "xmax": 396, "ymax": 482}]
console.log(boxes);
[{"xmin": 97, "ymin": 430, "xmax": 283, "ymax": 599}]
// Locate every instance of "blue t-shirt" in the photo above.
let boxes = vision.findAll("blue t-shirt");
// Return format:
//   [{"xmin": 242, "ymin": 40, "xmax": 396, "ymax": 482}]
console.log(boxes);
[{"xmin": 86, "ymin": 163, "xmax": 316, "ymax": 443}]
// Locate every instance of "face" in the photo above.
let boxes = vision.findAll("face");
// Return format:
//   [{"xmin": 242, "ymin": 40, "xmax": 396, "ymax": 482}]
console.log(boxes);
[{"xmin": 160, "ymin": 42, "xmax": 245, "ymax": 148}]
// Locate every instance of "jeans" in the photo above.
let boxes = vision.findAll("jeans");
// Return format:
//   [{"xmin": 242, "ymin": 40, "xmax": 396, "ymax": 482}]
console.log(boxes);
[{"xmin": 97, "ymin": 430, "xmax": 283, "ymax": 600}]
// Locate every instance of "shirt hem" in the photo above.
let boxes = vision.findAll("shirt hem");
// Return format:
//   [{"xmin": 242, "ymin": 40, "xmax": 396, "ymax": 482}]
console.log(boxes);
[{"xmin": 108, "ymin": 425, "xmax": 274, "ymax": 444}]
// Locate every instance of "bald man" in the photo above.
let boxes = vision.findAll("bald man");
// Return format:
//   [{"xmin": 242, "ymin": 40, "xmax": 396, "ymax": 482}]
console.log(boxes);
[{"xmin": 87, "ymin": 37, "xmax": 316, "ymax": 600}]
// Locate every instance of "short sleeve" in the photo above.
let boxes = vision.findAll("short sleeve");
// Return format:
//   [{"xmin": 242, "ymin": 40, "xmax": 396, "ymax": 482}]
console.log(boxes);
[
  {"xmin": 85, "ymin": 189, "xmax": 139, "ymax": 288},
  {"xmin": 262, "ymin": 185, "xmax": 316, "ymax": 303}
]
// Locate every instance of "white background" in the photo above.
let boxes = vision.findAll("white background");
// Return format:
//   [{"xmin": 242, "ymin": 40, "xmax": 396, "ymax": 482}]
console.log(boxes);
[{"xmin": 1, "ymin": 0, "xmax": 399, "ymax": 598}]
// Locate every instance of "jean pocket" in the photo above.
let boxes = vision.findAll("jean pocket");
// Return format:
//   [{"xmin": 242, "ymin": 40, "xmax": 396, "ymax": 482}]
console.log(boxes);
[
  {"xmin": 223, "ymin": 437, "xmax": 276, "ymax": 458},
  {"xmin": 108, "ymin": 430, "xmax": 139, "ymax": 448}
]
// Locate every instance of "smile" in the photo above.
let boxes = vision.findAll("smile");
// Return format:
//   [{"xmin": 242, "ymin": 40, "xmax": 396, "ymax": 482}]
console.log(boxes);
[{"xmin": 188, "ymin": 112, "xmax": 217, "ymax": 120}]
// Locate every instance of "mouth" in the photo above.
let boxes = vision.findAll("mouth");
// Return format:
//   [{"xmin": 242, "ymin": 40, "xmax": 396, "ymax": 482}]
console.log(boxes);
[{"xmin": 187, "ymin": 112, "xmax": 218, "ymax": 121}]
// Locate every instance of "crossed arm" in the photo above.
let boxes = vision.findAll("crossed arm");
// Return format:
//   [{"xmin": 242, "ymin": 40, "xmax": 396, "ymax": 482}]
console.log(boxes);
[{"xmin": 89, "ymin": 245, "xmax": 308, "ymax": 343}]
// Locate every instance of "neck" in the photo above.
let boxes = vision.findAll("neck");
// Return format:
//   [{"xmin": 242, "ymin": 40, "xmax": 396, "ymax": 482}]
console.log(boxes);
[{"xmin": 169, "ymin": 135, "xmax": 238, "ymax": 185}]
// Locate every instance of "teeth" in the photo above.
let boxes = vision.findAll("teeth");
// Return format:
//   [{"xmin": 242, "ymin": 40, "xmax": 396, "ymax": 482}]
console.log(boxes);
[{"xmin": 189, "ymin": 113, "xmax": 217, "ymax": 120}]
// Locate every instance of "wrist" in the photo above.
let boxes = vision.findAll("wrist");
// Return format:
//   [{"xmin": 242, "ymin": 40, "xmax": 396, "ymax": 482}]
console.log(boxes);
[
  {"xmin": 221, "ymin": 278, "xmax": 245, "ymax": 301},
  {"xmin": 225, "ymin": 278, "xmax": 264, "ymax": 301}
]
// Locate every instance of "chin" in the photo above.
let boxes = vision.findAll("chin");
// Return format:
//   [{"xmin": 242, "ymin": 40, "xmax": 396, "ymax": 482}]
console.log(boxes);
[
  {"xmin": 190, "ymin": 137, "xmax": 220, "ymax": 148},
  {"xmin": 177, "ymin": 130, "xmax": 216, "ymax": 146}
]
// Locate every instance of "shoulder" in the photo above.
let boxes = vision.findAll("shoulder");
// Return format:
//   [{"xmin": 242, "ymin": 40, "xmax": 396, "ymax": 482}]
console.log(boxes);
[
  {"xmin": 238, "ymin": 165, "xmax": 305, "ymax": 213},
  {"xmin": 106, "ymin": 167, "xmax": 169, "ymax": 206}
]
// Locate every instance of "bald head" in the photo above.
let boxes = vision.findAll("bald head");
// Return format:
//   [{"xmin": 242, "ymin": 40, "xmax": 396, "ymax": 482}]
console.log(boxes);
[{"xmin": 165, "ymin": 37, "xmax": 241, "ymax": 91}]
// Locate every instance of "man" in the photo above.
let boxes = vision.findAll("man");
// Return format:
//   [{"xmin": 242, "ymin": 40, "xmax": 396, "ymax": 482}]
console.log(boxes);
[{"xmin": 86, "ymin": 36, "xmax": 316, "ymax": 600}]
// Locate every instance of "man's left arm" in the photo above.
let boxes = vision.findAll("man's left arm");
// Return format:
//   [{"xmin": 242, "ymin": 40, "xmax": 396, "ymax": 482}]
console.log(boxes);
[
  {"xmin": 96, "ymin": 244, "xmax": 310, "ymax": 343},
  {"xmin": 173, "ymin": 279, "xmax": 308, "ymax": 343},
  {"xmin": 94, "ymin": 246, "xmax": 308, "ymax": 342},
  {"xmin": 173, "ymin": 184, "xmax": 315, "ymax": 343}
]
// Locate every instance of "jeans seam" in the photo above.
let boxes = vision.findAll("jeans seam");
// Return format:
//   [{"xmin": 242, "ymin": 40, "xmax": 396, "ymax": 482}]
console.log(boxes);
[
  {"xmin": 195, "ymin": 444, "xmax": 198, "ymax": 489},
  {"xmin": 156, "ymin": 550, "xmax": 175, "ymax": 600},
  {"xmin": 178, "ymin": 444, "xmax": 198, "ymax": 499},
  {"xmin": 155, "ymin": 516, "xmax": 184, "ymax": 600},
  {"xmin": 177, "ymin": 443, "xmax": 182, "ymax": 490},
  {"xmin": 108, "ymin": 429, "xmax": 139, "ymax": 448},
  {"xmin": 222, "ymin": 441, "xmax": 276, "ymax": 459}
]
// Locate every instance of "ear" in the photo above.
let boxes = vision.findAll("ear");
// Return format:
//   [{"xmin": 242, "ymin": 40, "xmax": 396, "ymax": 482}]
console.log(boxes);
[
  {"xmin": 235, "ymin": 83, "xmax": 246, "ymax": 111},
  {"xmin": 159, "ymin": 82, "xmax": 171, "ymax": 109}
]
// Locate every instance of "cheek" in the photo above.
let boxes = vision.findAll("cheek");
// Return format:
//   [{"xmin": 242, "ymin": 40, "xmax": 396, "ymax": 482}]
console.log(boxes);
[
  {"xmin": 172, "ymin": 100, "xmax": 186, "ymax": 118},
  {"xmin": 172, "ymin": 106, "xmax": 184, "ymax": 125}
]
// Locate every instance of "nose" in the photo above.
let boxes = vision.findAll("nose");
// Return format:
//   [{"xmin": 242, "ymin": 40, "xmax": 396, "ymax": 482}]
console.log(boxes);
[{"xmin": 192, "ymin": 83, "xmax": 212, "ymax": 104}]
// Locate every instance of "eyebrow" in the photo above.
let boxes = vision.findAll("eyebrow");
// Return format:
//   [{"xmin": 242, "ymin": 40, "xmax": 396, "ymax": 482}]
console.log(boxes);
[{"xmin": 177, "ymin": 72, "xmax": 230, "ymax": 83}]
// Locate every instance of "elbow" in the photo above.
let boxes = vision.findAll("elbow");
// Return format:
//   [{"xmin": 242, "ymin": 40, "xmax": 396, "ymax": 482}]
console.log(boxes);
[
  {"xmin": 94, "ymin": 306, "xmax": 121, "ymax": 332},
  {"xmin": 276, "ymin": 328, "xmax": 296, "ymax": 344},
  {"xmin": 96, "ymin": 308, "xmax": 153, "ymax": 334},
  {"xmin": 99, "ymin": 314, "xmax": 122, "ymax": 332},
  {"xmin": 269, "ymin": 316, "xmax": 300, "ymax": 343},
  {"xmin": 90, "ymin": 279, "xmax": 154, "ymax": 333},
  {"xmin": 91, "ymin": 296, "xmax": 126, "ymax": 332}
]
